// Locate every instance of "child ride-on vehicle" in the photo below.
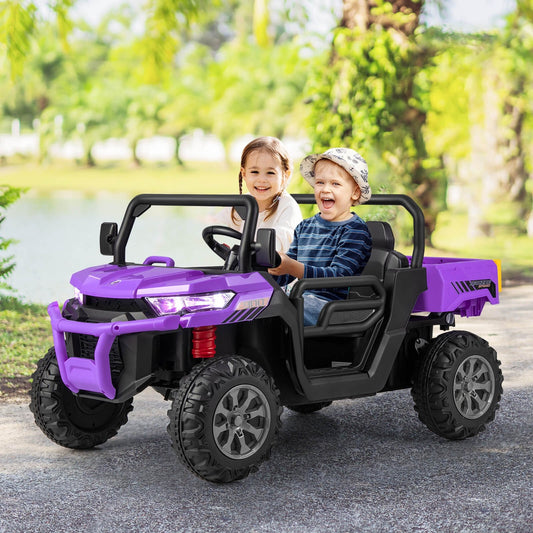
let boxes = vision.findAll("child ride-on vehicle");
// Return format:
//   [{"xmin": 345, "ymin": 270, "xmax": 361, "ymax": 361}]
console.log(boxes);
[{"xmin": 30, "ymin": 193, "xmax": 503, "ymax": 483}]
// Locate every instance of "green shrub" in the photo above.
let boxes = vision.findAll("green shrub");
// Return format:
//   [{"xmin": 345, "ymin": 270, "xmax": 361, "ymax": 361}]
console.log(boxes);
[{"xmin": 0, "ymin": 186, "xmax": 24, "ymax": 292}]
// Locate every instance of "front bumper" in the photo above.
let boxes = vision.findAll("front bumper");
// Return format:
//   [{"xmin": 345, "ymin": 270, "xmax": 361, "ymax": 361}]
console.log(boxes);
[{"xmin": 48, "ymin": 301, "xmax": 181, "ymax": 399}]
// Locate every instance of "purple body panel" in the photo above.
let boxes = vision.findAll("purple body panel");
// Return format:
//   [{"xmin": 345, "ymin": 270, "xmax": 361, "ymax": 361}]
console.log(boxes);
[
  {"xmin": 70, "ymin": 264, "xmax": 205, "ymax": 299},
  {"xmin": 70, "ymin": 264, "xmax": 274, "ymax": 327},
  {"xmin": 413, "ymin": 257, "xmax": 499, "ymax": 317},
  {"xmin": 51, "ymin": 264, "xmax": 274, "ymax": 398}
]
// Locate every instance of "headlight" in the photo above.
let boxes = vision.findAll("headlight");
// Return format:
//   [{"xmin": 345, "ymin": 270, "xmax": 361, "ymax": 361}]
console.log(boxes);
[{"xmin": 146, "ymin": 291, "xmax": 235, "ymax": 316}]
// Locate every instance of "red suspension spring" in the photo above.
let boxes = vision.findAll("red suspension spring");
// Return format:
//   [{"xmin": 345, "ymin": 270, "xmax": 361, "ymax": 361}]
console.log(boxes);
[{"xmin": 192, "ymin": 325, "xmax": 217, "ymax": 358}]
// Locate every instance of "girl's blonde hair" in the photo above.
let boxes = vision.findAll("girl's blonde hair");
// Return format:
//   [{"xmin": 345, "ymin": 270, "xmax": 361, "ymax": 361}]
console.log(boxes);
[{"xmin": 232, "ymin": 136, "xmax": 292, "ymax": 224}]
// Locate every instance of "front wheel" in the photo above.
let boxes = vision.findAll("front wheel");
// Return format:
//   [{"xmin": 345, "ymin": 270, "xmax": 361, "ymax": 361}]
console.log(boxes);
[
  {"xmin": 29, "ymin": 347, "xmax": 133, "ymax": 449},
  {"xmin": 167, "ymin": 355, "xmax": 282, "ymax": 483},
  {"xmin": 412, "ymin": 331, "xmax": 503, "ymax": 440}
]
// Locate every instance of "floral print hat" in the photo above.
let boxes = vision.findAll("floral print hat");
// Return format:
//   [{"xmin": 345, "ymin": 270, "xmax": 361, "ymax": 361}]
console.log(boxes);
[{"xmin": 300, "ymin": 147, "xmax": 372, "ymax": 205}]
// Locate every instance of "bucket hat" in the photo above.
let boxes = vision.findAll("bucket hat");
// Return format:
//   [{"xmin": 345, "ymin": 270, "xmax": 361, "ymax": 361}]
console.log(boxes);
[{"xmin": 300, "ymin": 148, "xmax": 371, "ymax": 205}]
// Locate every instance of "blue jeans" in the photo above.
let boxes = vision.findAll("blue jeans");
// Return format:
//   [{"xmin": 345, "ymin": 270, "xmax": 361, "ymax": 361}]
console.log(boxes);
[{"xmin": 303, "ymin": 292, "xmax": 330, "ymax": 326}]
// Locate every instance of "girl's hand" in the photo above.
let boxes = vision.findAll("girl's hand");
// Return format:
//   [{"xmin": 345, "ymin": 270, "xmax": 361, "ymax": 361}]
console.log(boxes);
[{"xmin": 268, "ymin": 253, "xmax": 305, "ymax": 278}]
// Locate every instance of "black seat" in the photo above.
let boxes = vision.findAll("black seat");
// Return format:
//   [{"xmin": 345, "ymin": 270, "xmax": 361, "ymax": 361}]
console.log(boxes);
[
  {"xmin": 347, "ymin": 221, "xmax": 407, "ymax": 301},
  {"xmin": 305, "ymin": 221, "xmax": 406, "ymax": 369},
  {"xmin": 360, "ymin": 221, "xmax": 408, "ymax": 281}
]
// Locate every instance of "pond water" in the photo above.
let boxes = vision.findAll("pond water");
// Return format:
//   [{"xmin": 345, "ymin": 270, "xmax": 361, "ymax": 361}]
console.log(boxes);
[{"xmin": 3, "ymin": 191, "xmax": 222, "ymax": 304}]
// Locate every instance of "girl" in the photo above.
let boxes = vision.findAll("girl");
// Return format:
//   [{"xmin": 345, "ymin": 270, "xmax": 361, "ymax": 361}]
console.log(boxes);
[{"xmin": 218, "ymin": 136, "xmax": 302, "ymax": 252}]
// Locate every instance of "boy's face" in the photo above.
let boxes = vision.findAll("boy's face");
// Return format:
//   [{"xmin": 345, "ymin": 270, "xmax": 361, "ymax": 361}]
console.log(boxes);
[{"xmin": 313, "ymin": 159, "xmax": 361, "ymax": 222}]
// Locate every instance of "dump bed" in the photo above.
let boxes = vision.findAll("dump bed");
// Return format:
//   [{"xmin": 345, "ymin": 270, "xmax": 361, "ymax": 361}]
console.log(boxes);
[{"xmin": 412, "ymin": 257, "xmax": 500, "ymax": 317}]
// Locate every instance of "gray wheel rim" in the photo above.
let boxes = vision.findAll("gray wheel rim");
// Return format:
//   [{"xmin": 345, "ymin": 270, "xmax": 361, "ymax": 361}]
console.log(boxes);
[
  {"xmin": 212, "ymin": 384, "xmax": 271, "ymax": 459},
  {"xmin": 453, "ymin": 355, "xmax": 495, "ymax": 419}
]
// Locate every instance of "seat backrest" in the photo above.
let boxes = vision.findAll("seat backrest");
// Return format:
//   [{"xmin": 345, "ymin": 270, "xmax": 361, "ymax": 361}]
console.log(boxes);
[{"xmin": 361, "ymin": 221, "xmax": 408, "ymax": 281}]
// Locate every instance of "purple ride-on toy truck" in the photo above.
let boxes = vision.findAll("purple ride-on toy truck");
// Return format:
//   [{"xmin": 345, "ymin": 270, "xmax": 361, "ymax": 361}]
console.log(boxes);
[{"xmin": 29, "ymin": 193, "xmax": 503, "ymax": 483}]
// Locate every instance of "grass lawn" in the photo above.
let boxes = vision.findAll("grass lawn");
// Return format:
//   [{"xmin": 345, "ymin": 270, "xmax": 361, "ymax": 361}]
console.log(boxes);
[
  {"xmin": 0, "ymin": 297, "xmax": 51, "ymax": 399},
  {"xmin": 1, "ymin": 160, "xmax": 241, "ymax": 195}
]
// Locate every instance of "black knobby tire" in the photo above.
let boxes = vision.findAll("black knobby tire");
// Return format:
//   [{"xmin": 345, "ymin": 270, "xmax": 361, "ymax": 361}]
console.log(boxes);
[
  {"xmin": 167, "ymin": 355, "xmax": 282, "ymax": 483},
  {"xmin": 29, "ymin": 347, "xmax": 133, "ymax": 449},
  {"xmin": 412, "ymin": 330, "xmax": 503, "ymax": 440},
  {"xmin": 287, "ymin": 402, "xmax": 332, "ymax": 414}
]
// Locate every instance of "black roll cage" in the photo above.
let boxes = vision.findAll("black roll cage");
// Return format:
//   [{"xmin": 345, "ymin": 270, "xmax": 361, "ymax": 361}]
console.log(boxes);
[
  {"xmin": 112, "ymin": 194, "xmax": 259, "ymax": 269},
  {"xmin": 111, "ymin": 193, "xmax": 425, "ymax": 271},
  {"xmin": 292, "ymin": 194, "xmax": 425, "ymax": 268}
]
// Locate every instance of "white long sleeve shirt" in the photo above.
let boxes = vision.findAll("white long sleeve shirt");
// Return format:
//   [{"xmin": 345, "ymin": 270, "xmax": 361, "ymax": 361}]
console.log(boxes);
[{"xmin": 216, "ymin": 191, "xmax": 303, "ymax": 253}]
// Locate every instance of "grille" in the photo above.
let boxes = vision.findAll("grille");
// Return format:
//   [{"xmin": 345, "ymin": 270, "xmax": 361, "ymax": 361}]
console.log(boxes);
[
  {"xmin": 67, "ymin": 333, "xmax": 124, "ymax": 388},
  {"xmin": 84, "ymin": 296, "xmax": 152, "ymax": 314},
  {"xmin": 78, "ymin": 334, "xmax": 98, "ymax": 359}
]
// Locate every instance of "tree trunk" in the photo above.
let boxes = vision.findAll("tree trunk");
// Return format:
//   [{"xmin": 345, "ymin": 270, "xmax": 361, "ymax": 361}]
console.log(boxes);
[
  {"xmin": 500, "ymin": 79, "xmax": 531, "ymax": 223},
  {"xmin": 174, "ymin": 134, "xmax": 186, "ymax": 167},
  {"xmin": 131, "ymin": 139, "xmax": 142, "ymax": 167},
  {"xmin": 462, "ymin": 67, "xmax": 531, "ymax": 238},
  {"xmin": 527, "ymin": 201, "xmax": 533, "ymax": 237},
  {"xmin": 340, "ymin": 0, "xmax": 439, "ymax": 245},
  {"xmin": 85, "ymin": 144, "xmax": 96, "ymax": 168}
]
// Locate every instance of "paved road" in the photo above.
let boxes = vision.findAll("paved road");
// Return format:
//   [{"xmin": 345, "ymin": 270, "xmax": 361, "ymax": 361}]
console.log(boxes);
[{"xmin": 1, "ymin": 286, "xmax": 532, "ymax": 533}]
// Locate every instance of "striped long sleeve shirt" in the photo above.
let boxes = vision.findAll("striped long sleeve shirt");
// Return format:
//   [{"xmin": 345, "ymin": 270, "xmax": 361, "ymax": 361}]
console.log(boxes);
[{"xmin": 276, "ymin": 213, "xmax": 372, "ymax": 301}]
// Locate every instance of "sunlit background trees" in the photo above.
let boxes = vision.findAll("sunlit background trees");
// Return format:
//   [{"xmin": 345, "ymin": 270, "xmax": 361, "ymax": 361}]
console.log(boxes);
[{"xmin": 1, "ymin": 0, "xmax": 533, "ymax": 251}]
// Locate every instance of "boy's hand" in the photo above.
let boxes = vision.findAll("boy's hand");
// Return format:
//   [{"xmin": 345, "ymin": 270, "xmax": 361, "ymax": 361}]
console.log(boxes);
[{"xmin": 268, "ymin": 253, "xmax": 305, "ymax": 279}]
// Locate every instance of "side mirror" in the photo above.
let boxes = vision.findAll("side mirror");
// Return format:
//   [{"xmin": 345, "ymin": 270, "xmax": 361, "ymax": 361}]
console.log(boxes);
[
  {"xmin": 253, "ymin": 228, "xmax": 277, "ymax": 267},
  {"xmin": 100, "ymin": 222, "xmax": 118, "ymax": 256}
]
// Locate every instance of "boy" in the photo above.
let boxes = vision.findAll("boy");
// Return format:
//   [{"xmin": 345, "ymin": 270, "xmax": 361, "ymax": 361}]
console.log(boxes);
[{"xmin": 269, "ymin": 147, "xmax": 372, "ymax": 326}]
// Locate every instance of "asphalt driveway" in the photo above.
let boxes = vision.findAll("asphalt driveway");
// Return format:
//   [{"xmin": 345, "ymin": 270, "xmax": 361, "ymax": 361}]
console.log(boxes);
[{"xmin": 1, "ymin": 285, "xmax": 532, "ymax": 533}]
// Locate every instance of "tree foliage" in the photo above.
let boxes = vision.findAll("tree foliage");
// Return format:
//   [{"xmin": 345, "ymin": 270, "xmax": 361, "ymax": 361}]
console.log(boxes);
[
  {"xmin": 0, "ymin": 1, "xmax": 37, "ymax": 79},
  {"xmin": 0, "ymin": 0, "xmax": 74, "ymax": 79},
  {"xmin": 423, "ymin": 4, "xmax": 533, "ymax": 237},
  {"xmin": 0, "ymin": 186, "xmax": 23, "ymax": 291},
  {"xmin": 1, "ymin": 0, "xmax": 313, "ymax": 166},
  {"xmin": 1, "ymin": 0, "xmax": 532, "ymax": 242},
  {"xmin": 307, "ymin": 0, "xmax": 444, "ymax": 243},
  {"xmin": 206, "ymin": 38, "xmax": 311, "ymax": 161},
  {"xmin": 500, "ymin": 0, "xmax": 533, "ymax": 233}
]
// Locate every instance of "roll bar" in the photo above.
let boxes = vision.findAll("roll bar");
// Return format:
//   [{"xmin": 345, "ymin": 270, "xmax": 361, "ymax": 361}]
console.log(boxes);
[
  {"xmin": 112, "ymin": 194, "xmax": 259, "ymax": 271},
  {"xmin": 292, "ymin": 193, "xmax": 425, "ymax": 269},
  {"xmin": 111, "ymin": 193, "xmax": 425, "ymax": 270}
]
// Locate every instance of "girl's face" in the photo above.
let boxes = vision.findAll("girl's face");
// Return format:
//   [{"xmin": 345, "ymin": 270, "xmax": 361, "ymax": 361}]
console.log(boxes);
[
  {"xmin": 313, "ymin": 159, "xmax": 360, "ymax": 222},
  {"xmin": 241, "ymin": 149, "xmax": 289, "ymax": 211}
]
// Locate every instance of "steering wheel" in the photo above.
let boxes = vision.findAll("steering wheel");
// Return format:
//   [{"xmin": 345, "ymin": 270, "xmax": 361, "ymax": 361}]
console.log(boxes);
[{"xmin": 202, "ymin": 225, "xmax": 242, "ymax": 270}]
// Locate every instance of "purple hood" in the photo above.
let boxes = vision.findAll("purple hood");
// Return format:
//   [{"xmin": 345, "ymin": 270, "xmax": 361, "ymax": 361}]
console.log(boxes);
[{"xmin": 70, "ymin": 264, "xmax": 271, "ymax": 300}]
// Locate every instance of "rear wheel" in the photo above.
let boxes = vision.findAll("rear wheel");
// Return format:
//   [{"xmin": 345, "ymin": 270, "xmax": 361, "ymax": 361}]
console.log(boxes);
[
  {"xmin": 167, "ymin": 355, "xmax": 282, "ymax": 483},
  {"xmin": 29, "ymin": 347, "xmax": 133, "ymax": 449},
  {"xmin": 412, "ymin": 331, "xmax": 503, "ymax": 440}
]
